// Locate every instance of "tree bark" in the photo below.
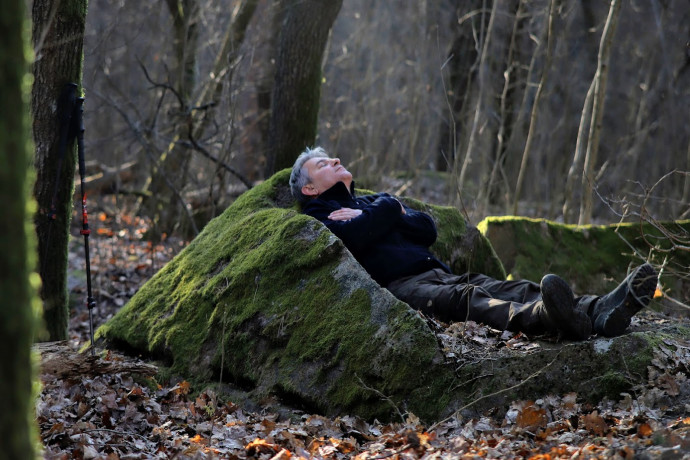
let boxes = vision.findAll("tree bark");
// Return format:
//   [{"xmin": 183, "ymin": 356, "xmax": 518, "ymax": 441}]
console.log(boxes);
[
  {"xmin": 266, "ymin": 0, "xmax": 343, "ymax": 175},
  {"xmin": 512, "ymin": 0, "xmax": 557, "ymax": 215},
  {"xmin": 32, "ymin": 0, "xmax": 89, "ymax": 341},
  {"xmin": 140, "ymin": 0, "xmax": 201, "ymax": 238},
  {"xmin": 1, "ymin": 0, "xmax": 38, "ymax": 455},
  {"xmin": 142, "ymin": 0, "xmax": 259, "ymax": 237},
  {"xmin": 562, "ymin": 78, "xmax": 595, "ymax": 223},
  {"xmin": 455, "ymin": 0, "xmax": 498, "ymax": 200},
  {"xmin": 578, "ymin": 0, "xmax": 622, "ymax": 225}
]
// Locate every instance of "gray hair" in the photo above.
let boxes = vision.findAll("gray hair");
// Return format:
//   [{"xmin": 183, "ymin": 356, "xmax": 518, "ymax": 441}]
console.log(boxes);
[{"xmin": 289, "ymin": 146, "xmax": 329, "ymax": 204}]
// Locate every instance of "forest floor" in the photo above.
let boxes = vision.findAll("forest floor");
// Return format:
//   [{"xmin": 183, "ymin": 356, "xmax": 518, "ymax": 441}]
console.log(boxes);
[{"xmin": 37, "ymin": 205, "xmax": 690, "ymax": 459}]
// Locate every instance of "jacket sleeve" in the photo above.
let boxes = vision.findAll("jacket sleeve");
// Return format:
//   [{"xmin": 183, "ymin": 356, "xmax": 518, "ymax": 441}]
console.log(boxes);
[
  {"xmin": 305, "ymin": 196, "xmax": 404, "ymax": 252},
  {"xmin": 396, "ymin": 207, "xmax": 438, "ymax": 247}
]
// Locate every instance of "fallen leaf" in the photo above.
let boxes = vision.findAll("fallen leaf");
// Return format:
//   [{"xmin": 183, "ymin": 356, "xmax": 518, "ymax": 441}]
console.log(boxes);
[
  {"xmin": 583, "ymin": 412, "xmax": 609, "ymax": 436},
  {"xmin": 517, "ymin": 403, "xmax": 548, "ymax": 430}
]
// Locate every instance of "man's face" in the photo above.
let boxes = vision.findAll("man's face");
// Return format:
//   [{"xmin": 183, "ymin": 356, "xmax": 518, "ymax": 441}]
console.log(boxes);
[{"xmin": 301, "ymin": 156, "xmax": 353, "ymax": 198}]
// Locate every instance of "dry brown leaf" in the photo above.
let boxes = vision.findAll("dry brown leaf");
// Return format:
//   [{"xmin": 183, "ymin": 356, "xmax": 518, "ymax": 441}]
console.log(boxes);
[
  {"xmin": 517, "ymin": 403, "xmax": 548, "ymax": 430},
  {"xmin": 583, "ymin": 411, "xmax": 609, "ymax": 436}
]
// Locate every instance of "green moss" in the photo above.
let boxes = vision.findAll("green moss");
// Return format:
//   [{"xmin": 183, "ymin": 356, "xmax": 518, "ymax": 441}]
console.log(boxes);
[{"xmin": 479, "ymin": 217, "xmax": 690, "ymax": 296}]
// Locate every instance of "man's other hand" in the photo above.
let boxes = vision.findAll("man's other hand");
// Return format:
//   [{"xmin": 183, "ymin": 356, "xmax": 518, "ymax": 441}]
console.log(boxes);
[{"xmin": 328, "ymin": 208, "xmax": 363, "ymax": 221}]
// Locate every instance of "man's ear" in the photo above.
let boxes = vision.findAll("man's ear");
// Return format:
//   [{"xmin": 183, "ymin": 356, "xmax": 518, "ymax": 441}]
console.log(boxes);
[{"xmin": 302, "ymin": 183, "xmax": 319, "ymax": 197}]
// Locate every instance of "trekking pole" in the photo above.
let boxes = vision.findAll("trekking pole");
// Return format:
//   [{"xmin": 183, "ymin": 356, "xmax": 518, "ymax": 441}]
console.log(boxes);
[{"xmin": 74, "ymin": 95, "xmax": 97, "ymax": 356}]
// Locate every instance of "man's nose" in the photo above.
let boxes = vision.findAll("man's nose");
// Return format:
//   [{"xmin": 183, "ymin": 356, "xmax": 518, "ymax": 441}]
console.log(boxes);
[{"xmin": 332, "ymin": 158, "xmax": 340, "ymax": 166}]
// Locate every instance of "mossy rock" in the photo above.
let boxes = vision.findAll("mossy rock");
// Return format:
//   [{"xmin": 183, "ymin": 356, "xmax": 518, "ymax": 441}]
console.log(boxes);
[
  {"xmin": 96, "ymin": 169, "xmax": 502, "ymax": 422},
  {"xmin": 478, "ymin": 216, "xmax": 690, "ymax": 304},
  {"xmin": 446, "ymin": 316, "xmax": 690, "ymax": 418},
  {"xmin": 96, "ymin": 172, "xmax": 689, "ymax": 422}
]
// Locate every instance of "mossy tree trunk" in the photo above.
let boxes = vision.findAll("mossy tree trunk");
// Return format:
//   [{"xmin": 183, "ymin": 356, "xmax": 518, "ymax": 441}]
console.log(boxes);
[
  {"xmin": 266, "ymin": 0, "xmax": 343, "ymax": 175},
  {"xmin": 1, "ymin": 0, "xmax": 39, "ymax": 455},
  {"xmin": 31, "ymin": 0, "xmax": 88, "ymax": 341}
]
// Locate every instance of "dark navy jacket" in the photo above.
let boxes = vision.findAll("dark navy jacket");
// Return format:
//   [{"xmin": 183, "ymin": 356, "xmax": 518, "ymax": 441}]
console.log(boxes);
[{"xmin": 302, "ymin": 181, "xmax": 450, "ymax": 286}]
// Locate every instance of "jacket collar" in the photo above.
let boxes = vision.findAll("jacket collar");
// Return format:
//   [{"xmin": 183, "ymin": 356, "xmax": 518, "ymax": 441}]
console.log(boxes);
[{"xmin": 316, "ymin": 181, "xmax": 357, "ymax": 201}]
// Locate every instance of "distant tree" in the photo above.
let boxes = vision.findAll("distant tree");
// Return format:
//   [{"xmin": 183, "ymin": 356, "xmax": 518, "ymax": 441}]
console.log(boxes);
[
  {"xmin": 578, "ymin": 0, "xmax": 622, "ymax": 225},
  {"xmin": 436, "ymin": 0, "xmax": 486, "ymax": 172},
  {"xmin": 1, "ymin": 0, "xmax": 39, "ymax": 455},
  {"xmin": 266, "ymin": 0, "xmax": 343, "ymax": 174},
  {"xmin": 32, "ymin": 0, "xmax": 88, "ymax": 341},
  {"xmin": 512, "ymin": 0, "xmax": 557, "ymax": 215},
  {"xmin": 140, "ymin": 0, "xmax": 259, "ymax": 237},
  {"xmin": 138, "ymin": 0, "xmax": 202, "ymax": 238}
]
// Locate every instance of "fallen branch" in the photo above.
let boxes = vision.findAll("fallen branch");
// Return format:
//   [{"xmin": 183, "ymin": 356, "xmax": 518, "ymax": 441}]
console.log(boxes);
[{"xmin": 36, "ymin": 341, "xmax": 157, "ymax": 380}]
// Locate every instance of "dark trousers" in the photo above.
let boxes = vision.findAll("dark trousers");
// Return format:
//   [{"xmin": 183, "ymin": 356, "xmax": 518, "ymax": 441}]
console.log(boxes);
[{"xmin": 387, "ymin": 268, "xmax": 595, "ymax": 335}]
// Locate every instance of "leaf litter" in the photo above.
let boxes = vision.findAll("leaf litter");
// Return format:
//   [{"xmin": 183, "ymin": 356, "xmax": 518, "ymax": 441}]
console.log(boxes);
[{"xmin": 39, "ymin": 206, "xmax": 690, "ymax": 458}]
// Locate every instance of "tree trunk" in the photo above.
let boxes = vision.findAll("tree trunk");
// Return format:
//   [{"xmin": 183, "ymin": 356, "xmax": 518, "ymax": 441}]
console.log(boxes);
[
  {"xmin": 479, "ymin": 0, "xmax": 524, "ymax": 210},
  {"xmin": 512, "ymin": 0, "xmax": 557, "ymax": 215},
  {"xmin": 32, "ymin": 0, "xmax": 88, "ymax": 341},
  {"xmin": 266, "ymin": 0, "xmax": 343, "ymax": 175},
  {"xmin": 578, "ymin": 0, "xmax": 622, "ymax": 225},
  {"xmin": 562, "ymin": 78, "xmax": 595, "ymax": 223},
  {"xmin": 1, "ymin": 0, "xmax": 38, "ymax": 455},
  {"xmin": 142, "ymin": 0, "xmax": 260, "ymax": 237},
  {"xmin": 140, "ymin": 0, "xmax": 201, "ymax": 238},
  {"xmin": 435, "ymin": 0, "xmax": 485, "ymax": 172},
  {"xmin": 455, "ymin": 0, "xmax": 498, "ymax": 200}
]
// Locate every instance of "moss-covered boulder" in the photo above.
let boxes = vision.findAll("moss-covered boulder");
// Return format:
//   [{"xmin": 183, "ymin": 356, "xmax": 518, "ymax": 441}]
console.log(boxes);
[
  {"xmin": 478, "ymin": 216, "xmax": 690, "ymax": 303},
  {"xmin": 96, "ymin": 169, "xmax": 504, "ymax": 421}
]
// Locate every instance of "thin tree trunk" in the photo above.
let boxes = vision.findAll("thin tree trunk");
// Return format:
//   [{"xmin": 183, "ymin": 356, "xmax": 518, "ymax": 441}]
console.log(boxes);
[
  {"xmin": 562, "ymin": 78, "xmax": 595, "ymax": 223},
  {"xmin": 143, "ymin": 0, "xmax": 260, "ymax": 237},
  {"xmin": 267, "ymin": 0, "xmax": 343, "ymax": 175},
  {"xmin": 683, "ymin": 139, "xmax": 690, "ymax": 209},
  {"xmin": 32, "ymin": 0, "xmax": 88, "ymax": 341},
  {"xmin": 512, "ymin": 0, "xmax": 557, "ymax": 215},
  {"xmin": 193, "ymin": 0, "xmax": 260, "ymax": 121},
  {"xmin": 140, "ymin": 0, "xmax": 201, "ymax": 238},
  {"xmin": 455, "ymin": 0, "xmax": 497, "ymax": 199},
  {"xmin": 578, "ymin": 0, "xmax": 622, "ymax": 225},
  {"xmin": 1, "ymin": 0, "xmax": 38, "ymax": 456},
  {"xmin": 479, "ymin": 0, "xmax": 524, "ymax": 210}
]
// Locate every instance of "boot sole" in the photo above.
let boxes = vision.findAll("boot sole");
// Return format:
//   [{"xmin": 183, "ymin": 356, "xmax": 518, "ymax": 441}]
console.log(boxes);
[{"xmin": 541, "ymin": 275, "xmax": 592, "ymax": 340}]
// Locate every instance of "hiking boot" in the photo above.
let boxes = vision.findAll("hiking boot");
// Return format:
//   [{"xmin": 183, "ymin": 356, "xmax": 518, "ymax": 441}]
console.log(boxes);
[
  {"xmin": 591, "ymin": 263, "xmax": 658, "ymax": 337},
  {"xmin": 540, "ymin": 274, "xmax": 592, "ymax": 340}
]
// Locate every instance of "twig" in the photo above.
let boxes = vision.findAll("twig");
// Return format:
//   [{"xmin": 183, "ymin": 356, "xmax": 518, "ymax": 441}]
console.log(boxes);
[
  {"xmin": 177, "ymin": 137, "xmax": 252, "ymax": 189},
  {"xmin": 355, "ymin": 374, "xmax": 406, "ymax": 423}
]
